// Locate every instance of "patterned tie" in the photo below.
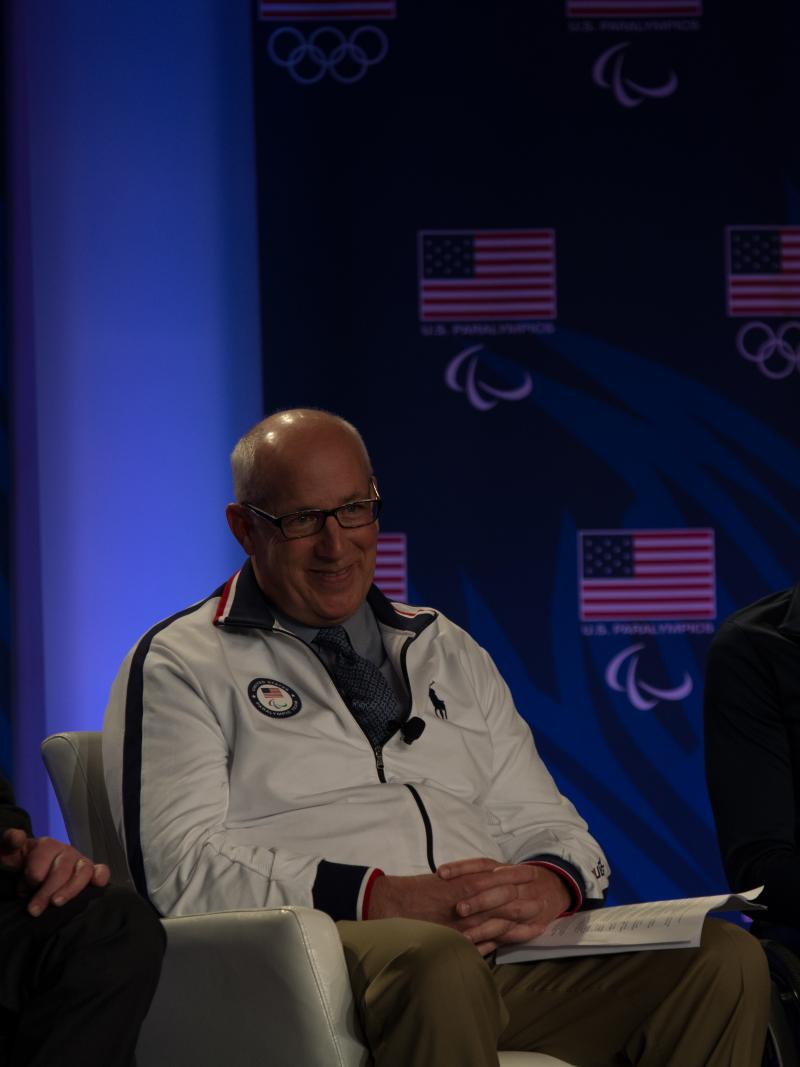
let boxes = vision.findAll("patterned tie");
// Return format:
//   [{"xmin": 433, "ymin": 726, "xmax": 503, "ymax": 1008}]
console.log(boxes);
[{"xmin": 314, "ymin": 625, "xmax": 400, "ymax": 749}]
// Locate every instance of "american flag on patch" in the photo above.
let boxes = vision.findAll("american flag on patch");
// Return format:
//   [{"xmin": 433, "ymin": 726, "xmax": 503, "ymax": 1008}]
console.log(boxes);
[
  {"xmin": 565, "ymin": 0, "xmax": 702, "ymax": 14},
  {"xmin": 259, "ymin": 0, "xmax": 396, "ymax": 18},
  {"xmin": 579, "ymin": 529, "xmax": 716, "ymax": 621},
  {"xmin": 726, "ymin": 226, "xmax": 800, "ymax": 317},
  {"xmin": 375, "ymin": 533, "xmax": 407, "ymax": 602},
  {"xmin": 260, "ymin": 685, "xmax": 287, "ymax": 699},
  {"xmin": 418, "ymin": 230, "xmax": 556, "ymax": 323}
]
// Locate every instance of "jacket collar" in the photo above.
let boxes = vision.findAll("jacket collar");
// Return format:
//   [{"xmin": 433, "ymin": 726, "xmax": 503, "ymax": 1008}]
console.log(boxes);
[
  {"xmin": 367, "ymin": 584, "xmax": 437, "ymax": 635},
  {"xmin": 214, "ymin": 558, "xmax": 436, "ymax": 635},
  {"xmin": 778, "ymin": 582, "xmax": 800, "ymax": 638},
  {"xmin": 213, "ymin": 559, "xmax": 276, "ymax": 629}
]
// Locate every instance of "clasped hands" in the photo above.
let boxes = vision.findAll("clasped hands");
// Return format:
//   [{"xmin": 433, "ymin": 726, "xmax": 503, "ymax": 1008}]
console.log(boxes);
[
  {"xmin": 368, "ymin": 857, "xmax": 570, "ymax": 956},
  {"xmin": 0, "ymin": 829, "xmax": 110, "ymax": 917}
]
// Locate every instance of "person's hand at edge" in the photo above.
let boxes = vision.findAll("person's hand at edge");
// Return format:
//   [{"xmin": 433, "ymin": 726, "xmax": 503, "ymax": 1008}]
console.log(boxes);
[{"xmin": 1, "ymin": 829, "xmax": 110, "ymax": 916}]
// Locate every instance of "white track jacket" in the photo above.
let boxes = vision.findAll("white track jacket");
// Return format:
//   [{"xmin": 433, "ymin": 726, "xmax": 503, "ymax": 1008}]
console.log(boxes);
[{"xmin": 103, "ymin": 561, "xmax": 610, "ymax": 919}]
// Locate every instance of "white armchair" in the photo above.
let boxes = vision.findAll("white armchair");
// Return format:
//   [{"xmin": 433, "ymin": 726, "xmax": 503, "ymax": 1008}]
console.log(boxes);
[{"xmin": 41, "ymin": 731, "xmax": 573, "ymax": 1067}]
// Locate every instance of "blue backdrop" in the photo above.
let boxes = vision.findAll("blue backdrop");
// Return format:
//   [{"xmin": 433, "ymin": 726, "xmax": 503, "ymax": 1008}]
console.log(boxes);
[
  {"xmin": 251, "ymin": 1, "xmax": 800, "ymax": 905},
  {"xmin": 5, "ymin": 0, "xmax": 262, "ymax": 832}
]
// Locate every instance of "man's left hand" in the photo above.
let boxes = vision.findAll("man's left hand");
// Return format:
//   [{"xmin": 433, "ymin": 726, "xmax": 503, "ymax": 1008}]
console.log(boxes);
[
  {"xmin": 437, "ymin": 857, "xmax": 570, "ymax": 953},
  {"xmin": 0, "ymin": 829, "xmax": 110, "ymax": 916}
]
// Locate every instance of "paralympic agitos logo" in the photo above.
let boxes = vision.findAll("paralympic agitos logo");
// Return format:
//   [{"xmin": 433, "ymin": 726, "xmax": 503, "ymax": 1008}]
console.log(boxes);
[
  {"xmin": 592, "ymin": 43, "xmax": 678, "ymax": 108},
  {"xmin": 605, "ymin": 644, "xmax": 693, "ymax": 711},
  {"xmin": 445, "ymin": 346, "xmax": 533, "ymax": 412}
]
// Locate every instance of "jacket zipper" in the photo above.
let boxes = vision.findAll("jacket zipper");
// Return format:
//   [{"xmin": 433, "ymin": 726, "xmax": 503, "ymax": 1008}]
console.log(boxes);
[
  {"xmin": 398, "ymin": 636, "xmax": 414, "ymax": 718},
  {"xmin": 369, "ymin": 634, "xmax": 414, "ymax": 784},
  {"xmin": 274, "ymin": 625, "xmax": 437, "ymax": 865},
  {"xmin": 370, "ymin": 633, "xmax": 416, "ymax": 784},
  {"xmin": 397, "ymin": 636, "xmax": 436, "ymax": 870},
  {"xmin": 405, "ymin": 784, "xmax": 437, "ymax": 872}
]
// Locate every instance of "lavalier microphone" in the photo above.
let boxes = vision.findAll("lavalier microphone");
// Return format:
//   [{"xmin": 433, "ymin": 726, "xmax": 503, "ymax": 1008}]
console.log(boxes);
[{"xmin": 389, "ymin": 717, "xmax": 426, "ymax": 745}]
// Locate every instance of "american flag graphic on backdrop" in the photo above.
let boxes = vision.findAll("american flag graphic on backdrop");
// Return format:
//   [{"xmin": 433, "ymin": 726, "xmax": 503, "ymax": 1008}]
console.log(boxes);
[
  {"xmin": 579, "ymin": 529, "xmax": 716, "ymax": 621},
  {"xmin": 418, "ymin": 230, "xmax": 556, "ymax": 322},
  {"xmin": 375, "ymin": 534, "xmax": 407, "ymax": 602},
  {"xmin": 565, "ymin": 0, "xmax": 702, "ymax": 14},
  {"xmin": 259, "ymin": 0, "xmax": 396, "ymax": 18},
  {"xmin": 726, "ymin": 226, "xmax": 800, "ymax": 317}
]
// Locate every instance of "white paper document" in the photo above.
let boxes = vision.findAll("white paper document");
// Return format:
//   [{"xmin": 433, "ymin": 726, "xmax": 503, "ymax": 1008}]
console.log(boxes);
[{"xmin": 496, "ymin": 887, "xmax": 764, "ymax": 964}]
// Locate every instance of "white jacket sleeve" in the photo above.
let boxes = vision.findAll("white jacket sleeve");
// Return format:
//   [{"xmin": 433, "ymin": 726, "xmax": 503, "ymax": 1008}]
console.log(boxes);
[
  {"xmin": 467, "ymin": 642, "xmax": 610, "ymax": 905},
  {"xmin": 102, "ymin": 640, "xmax": 377, "ymax": 920}
]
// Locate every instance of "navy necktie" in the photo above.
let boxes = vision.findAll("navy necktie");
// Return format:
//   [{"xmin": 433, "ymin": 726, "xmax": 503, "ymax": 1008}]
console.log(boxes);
[{"xmin": 314, "ymin": 625, "xmax": 400, "ymax": 750}]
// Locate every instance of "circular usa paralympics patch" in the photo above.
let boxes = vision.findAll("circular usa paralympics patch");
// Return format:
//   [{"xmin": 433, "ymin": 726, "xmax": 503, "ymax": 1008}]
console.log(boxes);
[{"xmin": 248, "ymin": 678, "xmax": 302, "ymax": 718}]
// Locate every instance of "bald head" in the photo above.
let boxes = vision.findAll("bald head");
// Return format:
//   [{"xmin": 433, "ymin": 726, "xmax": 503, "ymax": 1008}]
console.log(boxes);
[
  {"xmin": 231, "ymin": 409, "xmax": 372, "ymax": 507},
  {"xmin": 227, "ymin": 409, "xmax": 379, "ymax": 626}
]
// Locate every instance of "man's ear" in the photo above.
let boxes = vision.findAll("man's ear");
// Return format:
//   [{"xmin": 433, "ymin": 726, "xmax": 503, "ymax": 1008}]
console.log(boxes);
[{"xmin": 226, "ymin": 503, "xmax": 256, "ymax": 556}]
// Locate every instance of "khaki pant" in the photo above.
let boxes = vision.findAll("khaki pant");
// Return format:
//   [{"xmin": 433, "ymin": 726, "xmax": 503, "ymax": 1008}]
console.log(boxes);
[{"xmin": 339, "ymin": 917, "xmax": 769, "ymax": 1067}]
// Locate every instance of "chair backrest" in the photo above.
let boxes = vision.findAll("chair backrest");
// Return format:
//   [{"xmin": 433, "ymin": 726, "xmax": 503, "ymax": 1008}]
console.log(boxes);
[{"xmin": 40, "ymin": 731, "xmax": 133, "ymax": 887}]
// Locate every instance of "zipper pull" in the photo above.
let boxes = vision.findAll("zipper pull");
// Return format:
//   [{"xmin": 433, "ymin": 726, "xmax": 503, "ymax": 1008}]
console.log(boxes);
[{"xmin": 373, "ymin": 744, "xmax": 385, "ymax": 779}]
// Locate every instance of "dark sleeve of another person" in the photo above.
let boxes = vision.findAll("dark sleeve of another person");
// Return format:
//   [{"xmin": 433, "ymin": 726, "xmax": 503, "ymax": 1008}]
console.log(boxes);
[
  {"xmin": 0, "ymin": 773, "xmax": 34, "ymax": 901},
  {"xmin": 0, "ymin": 775, "xmax": 33, "ymax": 837},
  {"xmin": 704, "ymin": 618, "xmax": 800, "ymax": 925}
]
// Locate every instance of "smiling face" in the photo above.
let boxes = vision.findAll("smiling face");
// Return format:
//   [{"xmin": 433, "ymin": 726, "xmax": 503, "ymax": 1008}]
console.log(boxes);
[{"xmin": 227, "ymin": 418, "xmax": 378, "ymax": 628}]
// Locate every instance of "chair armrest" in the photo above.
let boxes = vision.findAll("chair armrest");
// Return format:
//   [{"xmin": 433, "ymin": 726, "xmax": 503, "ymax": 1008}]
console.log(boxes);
[
  {"xmin": 137, "ymin": 906, "xmax": 369, "ymax": 1067},
  {"xmin": 40, "ymin": 732, "xmax": 131, "ymax": 879}
]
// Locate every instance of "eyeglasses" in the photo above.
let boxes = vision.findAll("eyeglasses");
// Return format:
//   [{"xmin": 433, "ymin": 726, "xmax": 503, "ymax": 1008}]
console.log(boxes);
[{"xmin": 241, "ymin": 481, "xmax": 382, "ymax": 540}]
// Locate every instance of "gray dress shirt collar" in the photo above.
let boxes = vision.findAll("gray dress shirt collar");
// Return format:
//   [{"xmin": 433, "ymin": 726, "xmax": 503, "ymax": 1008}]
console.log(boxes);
[{"xmin": 270, "ymin": 601, "xmax": 385, "ymax": 667}]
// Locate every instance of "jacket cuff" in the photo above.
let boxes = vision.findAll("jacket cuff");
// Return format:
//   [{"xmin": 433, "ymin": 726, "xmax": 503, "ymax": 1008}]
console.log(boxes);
[
  {"xmin": 312, "ymin": 860, "xmax": 384, "ymax": 921},
  {"xmin": 522, "ymin": 855, "xmax": 586, "ymax": 915},
  {"xmin": 359, "ymin": 869, "xmax": 385, "ymax": 919}
]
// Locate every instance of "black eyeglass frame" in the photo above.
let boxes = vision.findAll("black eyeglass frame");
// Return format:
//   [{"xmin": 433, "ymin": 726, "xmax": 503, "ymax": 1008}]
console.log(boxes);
[{"xmin": 241, "ymin": 479, "xmax": 382, "ymax": 540}]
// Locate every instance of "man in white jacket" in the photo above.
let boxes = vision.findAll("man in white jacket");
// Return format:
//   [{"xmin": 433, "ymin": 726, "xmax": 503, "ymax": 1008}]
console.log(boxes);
[{"xmin": 103, "ymin": 408, "xmax": 768, "ymax": 1067}]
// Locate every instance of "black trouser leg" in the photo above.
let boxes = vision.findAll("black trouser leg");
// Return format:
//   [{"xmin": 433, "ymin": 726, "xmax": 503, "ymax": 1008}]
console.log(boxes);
[{"xmin": 0, "ymin": 884, "xmax": 165, "ymax": 1067}]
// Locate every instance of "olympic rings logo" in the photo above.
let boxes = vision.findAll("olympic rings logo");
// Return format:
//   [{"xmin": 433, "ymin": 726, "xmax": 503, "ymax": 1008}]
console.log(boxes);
[
  {"xmin": 267, "ymin": 27, "xmax": 389, "ymax": 85},
  {"xmin": 736, "ymin": 321, "xmax": 800, "ymax": 380}
]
